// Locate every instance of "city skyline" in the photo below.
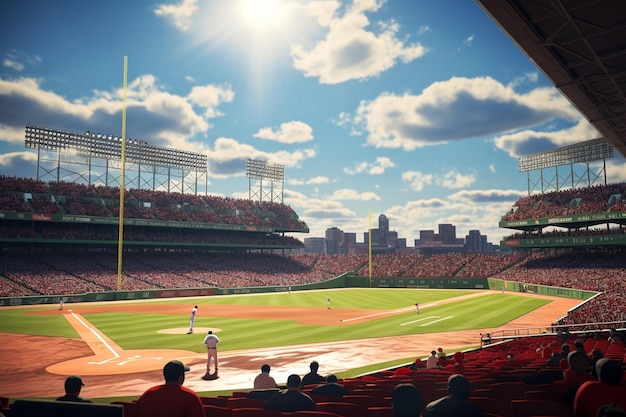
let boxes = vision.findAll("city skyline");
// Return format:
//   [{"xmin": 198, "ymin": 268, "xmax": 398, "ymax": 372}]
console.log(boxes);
[{"xmin": 2, "ymin": 0, "xmax": 625, "ymax": 244}]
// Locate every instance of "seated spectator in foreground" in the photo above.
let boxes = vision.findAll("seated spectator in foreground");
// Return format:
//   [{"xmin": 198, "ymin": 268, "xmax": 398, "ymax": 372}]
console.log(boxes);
[
  {"xmin": 56, "ymin": 375, "xmax": 92, "ymax": 403},
  {"xmin": 423, "ymin": 374, "xmax": 485, "ymax": 417},
  {"xmin": 546, "ymin": 351, "xmax": 563, "ymax": 367},
  {"xmin": 589, "ymin": 349, "xmax": 604, "ymax": 378},
  {"xmin": 564, "ymin": 351, "xmax": 594, "ymax": 385},
  {"xmin": 265, "ymin": 374, "xmax": 316, "ymax": 412},
  {"xmin": 301, "ymin": 361, "xmax": 325, "ymax": 386},
  {"xmin": 411, "ymin": 358, "xmax": 426, "ymax": 369},
  {"xmin": 426, "ymin": 350, "xmax": 442, "ymax": 369},
  {"xmin": 574, "ymin": 359, "xmax": 626, "ymax": 417},
  {"xmin": 394, "ymin": 366, "xmax": 414, "ymax": 377},
  {"xmin": 564, "ymin": 350, "xmax": 596, "ymax": 408},
  {"xmin": 597, "ymin": 403, "xmax": 626, "ymax": 417},
  {"xmin": 130, "ymin": 360, "xmax": 204, "ymax": 417},
  {"xmin": 392, "ymin": 383, "xmax": 423, "ymax": 417},
  {"xmin": 310, "ymin": 374, "xmax": 349, "ymax": 397},
  {"xmin": 253, "ymin": 364, "xmax": 278, "ymax": 390}
]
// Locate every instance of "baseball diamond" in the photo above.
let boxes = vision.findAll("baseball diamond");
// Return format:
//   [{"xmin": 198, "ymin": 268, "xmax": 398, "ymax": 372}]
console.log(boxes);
[{"xmin": 0, "ymin": 289, "xmax": 579, "ymax": 399}]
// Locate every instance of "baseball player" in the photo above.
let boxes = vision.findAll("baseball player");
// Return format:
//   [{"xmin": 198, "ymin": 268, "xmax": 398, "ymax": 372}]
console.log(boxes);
[
  {"xmin": 327, "ymin": 298, "xmax": 331, "ymax": 309},
  {"xmin": 187, "ymin": 305, "xmax": 197, "ymax": 334},
  {"xmin": 415, "ymin": 303, "xmax": 419, "ymax": 314},
  {"xmin": 202, "ymin": 330, "xmax": 220, "ymax": 378}
]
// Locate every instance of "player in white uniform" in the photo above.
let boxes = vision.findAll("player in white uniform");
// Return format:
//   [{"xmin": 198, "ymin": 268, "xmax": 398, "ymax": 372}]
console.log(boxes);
[
  {"xmin": 202, "ymin": 330, "xmax": 221, "ymax": 378},
  {"xmin": 327, "ymin": 298, "xmax": 331, "ymax": 309},
  {"xmin": 188, "ymin": 305, "xmax": 197, "ymax": 334}
]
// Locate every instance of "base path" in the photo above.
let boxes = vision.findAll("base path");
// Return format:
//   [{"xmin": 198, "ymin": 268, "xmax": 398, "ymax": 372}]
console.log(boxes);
[{"xmin": 0, "ymin": 292, "xmax": 579, "ymax": 398}]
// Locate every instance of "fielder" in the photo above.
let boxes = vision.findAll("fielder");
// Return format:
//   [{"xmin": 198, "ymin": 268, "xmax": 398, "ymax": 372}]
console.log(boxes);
[{"xmin": 188, "ymin": 305, "xmax": 198, "ymax": 334}]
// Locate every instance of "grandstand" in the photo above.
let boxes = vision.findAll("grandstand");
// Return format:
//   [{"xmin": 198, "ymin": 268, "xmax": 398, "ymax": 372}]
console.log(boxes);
[{"xmin": 2, "ymin": 0, "xmax": 626, "ymax": 412}]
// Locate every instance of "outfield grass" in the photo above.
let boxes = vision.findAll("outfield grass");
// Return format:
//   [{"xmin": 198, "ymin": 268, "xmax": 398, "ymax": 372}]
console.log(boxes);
[{"xmin": 0, "ymin": 288, "xmax": 549, "ymax": 353}]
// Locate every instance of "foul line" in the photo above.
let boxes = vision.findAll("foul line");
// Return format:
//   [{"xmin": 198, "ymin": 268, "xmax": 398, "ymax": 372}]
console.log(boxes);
[
  {"xmin": 400, "ymin": 316, "xmax": 439, "ymax": 326},
  {"xmin": 70, "ymin": 311, "xmax": 120, "ymax": 363},
  {"xmin": 420, "ymin": 315, "xmax": 453, "ymax": 327},
  {"xmin": 341, "ymin": 302, "xmax": 437, "ymax": 323}
]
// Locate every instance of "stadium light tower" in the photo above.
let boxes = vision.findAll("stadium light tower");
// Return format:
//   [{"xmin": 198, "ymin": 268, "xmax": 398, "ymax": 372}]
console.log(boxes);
[
  {"xmin": 24, "ymin": 125, "xmax": 208, "ymax": 195},
  {"xmin": 246, "ymin": 158, "xmax": 284, "ymax": 203},
  {"xmin": 518, "ymin": 138, "xmax": 613, "ymax": 195}
]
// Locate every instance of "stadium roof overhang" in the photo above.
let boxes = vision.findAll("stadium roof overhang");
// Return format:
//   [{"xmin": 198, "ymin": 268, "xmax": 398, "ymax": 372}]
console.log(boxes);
[{"xmin": 476, "ymin": 0, "xmax": 626, "ymax": 158}]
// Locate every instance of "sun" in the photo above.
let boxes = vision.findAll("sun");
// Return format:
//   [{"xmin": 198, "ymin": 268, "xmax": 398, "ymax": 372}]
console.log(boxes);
[{"xmin": 238, "ymin": 0, "xmax": 286, "ymax": 30}]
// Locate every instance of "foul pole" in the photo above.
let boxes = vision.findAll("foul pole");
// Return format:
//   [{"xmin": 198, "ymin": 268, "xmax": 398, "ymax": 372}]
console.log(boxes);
[{"xmin": 117, "ymin": 56, "xmax": 128, "ymax": 292}]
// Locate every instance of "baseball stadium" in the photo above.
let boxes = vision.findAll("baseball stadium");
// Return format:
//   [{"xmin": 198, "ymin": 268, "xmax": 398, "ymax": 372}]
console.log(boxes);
[{"xmin": 2, "ymin": 1, "xmax": 626, "ymax": 416}]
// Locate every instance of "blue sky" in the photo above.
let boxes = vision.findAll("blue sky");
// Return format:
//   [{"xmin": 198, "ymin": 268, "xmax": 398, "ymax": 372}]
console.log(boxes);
[{"xmin": 1, "ymin": 0, "xmax": 624, "ymax": 244}]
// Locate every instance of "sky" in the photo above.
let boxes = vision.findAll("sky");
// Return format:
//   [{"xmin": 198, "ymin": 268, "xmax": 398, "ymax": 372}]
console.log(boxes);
[{"xmin": 1, "ymin": 0, "xmax": 625, "ymax": 245}]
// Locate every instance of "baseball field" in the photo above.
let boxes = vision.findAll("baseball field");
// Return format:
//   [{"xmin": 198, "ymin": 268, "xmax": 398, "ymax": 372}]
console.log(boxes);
[{"xmin": 0, "ymin": 288, "xmax": 581, "ymax": 402}]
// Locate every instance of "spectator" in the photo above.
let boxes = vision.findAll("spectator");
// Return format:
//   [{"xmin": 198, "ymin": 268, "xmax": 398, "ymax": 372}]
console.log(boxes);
[
  {"xmin": 574, "ymin": 359, "xmax": 626, "ymax": 417},
  {"xmin": 427, "ymin": 350, "xmax": 441, "ymax": 369},
  {"xmin": 56, "ymin": 375, "xmax": 92, "ymax": 403},
  {"xmin": 264, "ymin": 374, "xmax": 316, "ymax": 412},
  {"xmin": 589, "ymin": 349, "xmax": 604, "ymax": 378},
  {"xmin": 423, "ymin": 374, "xmax": 485, "ymax": 417},
  {"xmin": 301, "ymin": 361, "xmax": 325, "ymax": 386},
  {"xmin": 597, "ymin": 403, "xmax": 626, "ymax": 417},
  {"xmin": 130, "ymin": 360, "xmax": 204, "ymax": 417},
  {"xmin": 392, "ymin": 383, "xmax": 423, "ymax": 417},
  {"xmin": 253, "ymin": 364, "xmax": 277, "ymax": 390},
  {"xmin": 546, "ymin": 351, "xmax": 562, "ymax": 367},
  {"xmin": 310, "ymin": 374, "xmax": 349, "ymax": 397}
]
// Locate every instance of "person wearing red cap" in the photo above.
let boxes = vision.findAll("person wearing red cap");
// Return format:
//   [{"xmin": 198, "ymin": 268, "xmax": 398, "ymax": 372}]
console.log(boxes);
[
  {"xmin": 56, "ymin": 375, "xmax": 92, "ymax": 403},
  {"xmin": 130, "ymin": 360, "xmax": 204, "ymax": 417}
]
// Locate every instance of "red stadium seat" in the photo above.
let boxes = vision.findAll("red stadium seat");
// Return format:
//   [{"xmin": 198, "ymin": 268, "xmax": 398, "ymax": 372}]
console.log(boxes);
[
  {"xmin": 316, "ymin": 401, "xmax": 362, "ymax": 417},
  {"xmin": 203, "ymin": 404, "xmax": 233, "ymax": 417},
  {"xmin": 510, "ymin": 399, "xmax": 572, "ymax": 417}
]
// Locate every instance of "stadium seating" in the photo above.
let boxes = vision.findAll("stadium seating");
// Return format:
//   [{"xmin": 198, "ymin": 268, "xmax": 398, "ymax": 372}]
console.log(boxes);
[{"xmin": 10, "ymin": 399, "xmax": 123, "ymax": 417}]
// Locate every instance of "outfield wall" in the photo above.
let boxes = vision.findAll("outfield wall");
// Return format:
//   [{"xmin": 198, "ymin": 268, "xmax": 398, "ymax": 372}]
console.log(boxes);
[
  {"xmin": 487, "ymin": 278, "xmax": 594, "ymax": 300},
  {"xmin": 1, "ymin": 274, "xmax": 592, "ymax": 306}
]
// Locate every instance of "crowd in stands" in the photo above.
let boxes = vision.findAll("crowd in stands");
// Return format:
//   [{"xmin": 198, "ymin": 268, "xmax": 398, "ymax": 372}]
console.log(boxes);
[
  {"xmin": 354, "ymin": 253, "xmax": 525, "ymax": 279},
  {"xmin": 501, "ymin": 183, "xmax": 626, "ymax": 221},
  {"xmin": 0, "ymin": 176, "xmax": 307, "ymax": 230},
  {"xmin": 505, "ymin": 226, "xmax": 626, "ymax": 243},
  {"xmin": 0, "ymin": 252, "xmax": 367, "ymax": 297},
  {"xmin": 2, "ymin": 249, "xmax": 625, "ymax": 336},
  {"xmin": 493, "ymin": 252, "xmax": 626, "ymax": 326}
]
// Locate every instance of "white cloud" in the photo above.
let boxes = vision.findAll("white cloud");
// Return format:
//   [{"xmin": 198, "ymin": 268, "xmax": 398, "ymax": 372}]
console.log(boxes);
[
  {"xmin": 288, "ymin": 176, "xmax": 330, "ymax": 186},
  {"xmin": 327, "ymin": 188, "xmax": 380, "ymax": 201},
  {"xmin": 187, "ymin": 84, "xmax": 235, "ymax": 118},
  {"xmin": 253, "ymin": 121, "xmax": 314, "ymax": 144},
  {"xmin": 154, "ymin": 0, "xmax": 198, "ymax": 31},
  {"xmin": 354, "ymin": 76, "xmax": 581, "ymax": 151},
  {"xmin": 344, "ymin": 156, "xmax": 395, "ymax": 175},
  {"xmin": 402, "ymin": 171, "xmax": 433, "ymax": 191},
  {"xmin": 204, "ymin": 137, "xmax": 316, "ymax": 178},
  {"xmin": 2, "ymin": 51, "xmax": 41, "ymax": 72},
  {"xmin": 493, "ymin": 118, "xmax": 600, "ymax": 157},
  {"xmin": 3, "ymin": 58, "xmax": 24, "ymax": 71},
  {"xmin": 439, "ymin": 170, "xmax": 476, "ymax": 189},
  {"xmin": 0, "ymin": 75, "xmax": 233, "ymax": 152},
  {"xmin": 291, "ymin": 0, "xmax": 427, "ymax": 84},
  {"xmin": 489, "ymin": 164, "xmax": 496, "ymax": 173}
]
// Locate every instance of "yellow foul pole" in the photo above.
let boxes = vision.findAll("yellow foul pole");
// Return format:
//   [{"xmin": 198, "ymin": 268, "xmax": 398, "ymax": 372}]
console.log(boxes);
[
  {"xmin": 368, "ymin": 211, "xmax": 372, "ymax": 287},
  {"xmin": 117, "ymin": 56, "xmax": 128, "ymax": 292}
]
